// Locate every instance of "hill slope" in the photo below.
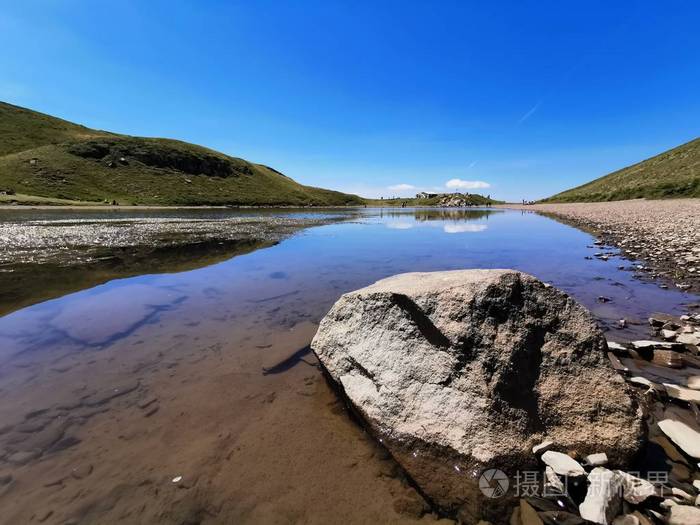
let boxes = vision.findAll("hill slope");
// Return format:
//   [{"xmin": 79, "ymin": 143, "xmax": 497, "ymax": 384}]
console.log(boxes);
[
  {"xmin": 544, "ymin": 138, "xmax": 700, "ymax": 202},
  {"xmin": 0, "ymin": 102, "xmax": 363, "ymax": 206}
]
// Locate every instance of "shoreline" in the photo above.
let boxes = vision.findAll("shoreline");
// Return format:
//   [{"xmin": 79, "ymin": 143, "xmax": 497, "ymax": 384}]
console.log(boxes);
[{"xmin": 498, "ymin": 199, "xmax": 700, "ymax": 295}]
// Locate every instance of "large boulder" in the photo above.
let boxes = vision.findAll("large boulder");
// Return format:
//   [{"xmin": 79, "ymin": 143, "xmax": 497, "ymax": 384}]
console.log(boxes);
[{"xmin": 311, "ymin": 270, "xmax": 644, "ymax": 523}]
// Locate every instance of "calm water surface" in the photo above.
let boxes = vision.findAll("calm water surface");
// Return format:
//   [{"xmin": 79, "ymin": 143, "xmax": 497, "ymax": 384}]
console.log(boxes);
[{"xmin": 0, "ymin": 207, "xmax": 696, "ymax": 361}]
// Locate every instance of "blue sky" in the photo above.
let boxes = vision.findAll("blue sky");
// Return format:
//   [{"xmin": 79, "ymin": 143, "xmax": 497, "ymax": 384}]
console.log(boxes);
[{"xmin": 1, "ymin": 1, "xmax": 698, "ymax": 201}]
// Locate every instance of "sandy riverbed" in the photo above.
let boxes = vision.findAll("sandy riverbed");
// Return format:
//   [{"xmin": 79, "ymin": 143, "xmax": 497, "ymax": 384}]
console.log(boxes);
[{"xmin": 500, "ymin": 199, "xmax": 700, "ymax": 293}]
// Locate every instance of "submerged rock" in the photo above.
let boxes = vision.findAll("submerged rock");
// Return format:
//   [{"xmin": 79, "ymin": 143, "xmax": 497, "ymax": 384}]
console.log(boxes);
[{"xmin": 312, "ymin": 270, "xmax": 644, "ymax": 522}]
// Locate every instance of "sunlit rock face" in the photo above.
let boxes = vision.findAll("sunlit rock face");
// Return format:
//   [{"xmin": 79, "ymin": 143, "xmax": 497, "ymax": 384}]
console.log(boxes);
[{"xmin": 312, "ymin": 270, "xmax": 644, "ymax": 523}]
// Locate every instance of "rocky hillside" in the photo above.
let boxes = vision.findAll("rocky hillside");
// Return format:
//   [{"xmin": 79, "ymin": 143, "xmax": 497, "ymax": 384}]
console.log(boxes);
[
  {"xmin": 0, "ymin": 102, "xmax": 363, "ymax": 206},
  {"xmin": 545, "ymin": 137, "xmax": 700, "ymax": 202},
  {"xmin": 365, "ymin": 192, "xmax": 501, "ymax": 207}
]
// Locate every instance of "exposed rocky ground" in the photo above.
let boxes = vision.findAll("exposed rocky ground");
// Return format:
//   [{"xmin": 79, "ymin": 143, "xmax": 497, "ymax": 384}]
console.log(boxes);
[
  {"xmin": 0, "ymin": 210, "xmax": 357, "ymax": 315},
  {"xmin": 505, "ymin": 199, "xmax": 700, "ymax": 293},
  {"xmin": 0, "ymin": 213, "xmax": 345, "ymax": 266}
]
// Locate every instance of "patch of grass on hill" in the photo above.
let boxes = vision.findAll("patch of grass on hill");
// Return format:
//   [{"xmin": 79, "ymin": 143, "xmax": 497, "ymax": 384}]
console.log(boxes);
[
  {"xmin": 544, "ymin": 138, "xmax": 700, "ymax": 202},
  {"xmin": 0, "ymin": 101, "xmax": 363, "ymax": 206}
]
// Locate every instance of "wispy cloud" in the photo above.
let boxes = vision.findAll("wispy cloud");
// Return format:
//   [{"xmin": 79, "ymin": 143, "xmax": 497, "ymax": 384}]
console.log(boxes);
[
  {"xmin": 445, "ymin": 178, "xmax": 491, "ymax": 190},
  {"xmin": 388, "ymin": 183, "xmax": 416, "ymax": 191},
  {"xmin": 518, "ymin": 100, "xmax": 542, "ymax": 124},
  {"xmin": 468, "ymin": 160, "xmax": 478, "ymax": 168}
]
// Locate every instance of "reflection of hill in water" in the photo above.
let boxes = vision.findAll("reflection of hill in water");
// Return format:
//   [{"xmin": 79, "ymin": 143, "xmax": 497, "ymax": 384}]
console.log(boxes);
[{"xmin": 383, "ymin": 209, "xmax": 501, "ymax": 221}]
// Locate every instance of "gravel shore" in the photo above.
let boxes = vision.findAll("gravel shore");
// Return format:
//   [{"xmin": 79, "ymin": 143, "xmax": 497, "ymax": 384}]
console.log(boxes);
[{"xmin": 503, "ymin": 199, "xmax": 700, "ymax": 293}]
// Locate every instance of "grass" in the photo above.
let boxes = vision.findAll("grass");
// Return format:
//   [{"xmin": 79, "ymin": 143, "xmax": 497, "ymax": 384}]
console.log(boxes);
[
  {"xmin": 544, "ymin": 137, "xmax": 700, "ymax": 202},
  {"xmin": 0, "ymin": 101, "xmax": 364, "ymax": 207}
]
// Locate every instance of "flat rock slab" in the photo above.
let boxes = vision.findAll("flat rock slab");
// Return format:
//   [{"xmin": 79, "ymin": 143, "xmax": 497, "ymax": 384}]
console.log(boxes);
[
  {"xmin": 541, "ymin": 451, "xmax": 586, "ymax": 477},
  {"xmin": 312, "ymin": 270, "xmax": 644, "ymax": 523},
  {"xmin": 657, "ymin": 405, "xmax": 700, "ymax": 459}
]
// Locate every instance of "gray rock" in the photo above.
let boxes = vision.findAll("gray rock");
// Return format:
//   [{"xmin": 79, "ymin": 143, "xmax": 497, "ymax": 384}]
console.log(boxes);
[
  {"xmin": 579, "ymin": 467, "xmax": 623, "ymax": 524},
  {"xmin": 312, "ymin": 270, "xmax": 644, "ymax": 522}
]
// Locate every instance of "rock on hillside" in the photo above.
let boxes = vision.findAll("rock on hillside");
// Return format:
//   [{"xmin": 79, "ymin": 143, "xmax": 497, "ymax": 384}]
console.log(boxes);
[{"xmin": 311, "ymin": 270, "xmax": 644, "ymax": 523}]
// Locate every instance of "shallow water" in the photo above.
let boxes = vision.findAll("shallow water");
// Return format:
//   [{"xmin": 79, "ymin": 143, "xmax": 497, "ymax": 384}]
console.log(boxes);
[
  {"xmin": 0, "ymin": 207, "xmax": 697, "ymax": 524},
  {"xmin": 2, "ymin": 207, "xmax": 691, "ymax": 358}
]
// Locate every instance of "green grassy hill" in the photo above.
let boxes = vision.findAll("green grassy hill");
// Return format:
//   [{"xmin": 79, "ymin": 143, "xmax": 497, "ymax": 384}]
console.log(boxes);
[
  {"xmin": 0, "ymin": 101, "xmax": 363, "ymax": 206},
  {"xmin": 544, "ymin": 138, "xmax": 700, "ymax": 202}
]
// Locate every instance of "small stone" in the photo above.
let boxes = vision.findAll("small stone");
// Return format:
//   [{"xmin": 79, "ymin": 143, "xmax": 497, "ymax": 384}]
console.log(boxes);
[
  {"xmin": 678, "ymin": 333, "xmax": 700, "ymax": 346},
  {"xmin": 612, "ymin": 515, "xmax": 639, "ymax": 525},
  {"xmin": 583, "ymin": 453, "xmax": 608, "ymax": 467},
  {"xmin": 579, "ymin": 467, "xmax": 623, "ymax": 525},
  {"xmin": 541, "ymin": 451, "xmax": 586, "ymax": 477},
  {"xmin": 661, "ymin": 498, "xmax": 678, "ymax": 509},
  {"xmin": 672, "ymin": 487, "xmax": 695, "ymax": 503},
  {"xmin": 533, "ymin": 440, "xmax": 554, "ymax": 455},
  {"xmin": 71, "ymin": 464, "xmax": 93, "ymax": 480},
  {"xmin": 662, "ymin": 329, "xmax": 679, "ymax": 340},
  {"xmin": 607, "ymin": 341, "xmax": 628, "ymax": 353},
  {"xmin": 668, "ymin": 505, "xmax": 700, "ymax": 525},
  {"xmin": 615, "ymin": 471, "xmax": 657, "ymax": 504}
]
